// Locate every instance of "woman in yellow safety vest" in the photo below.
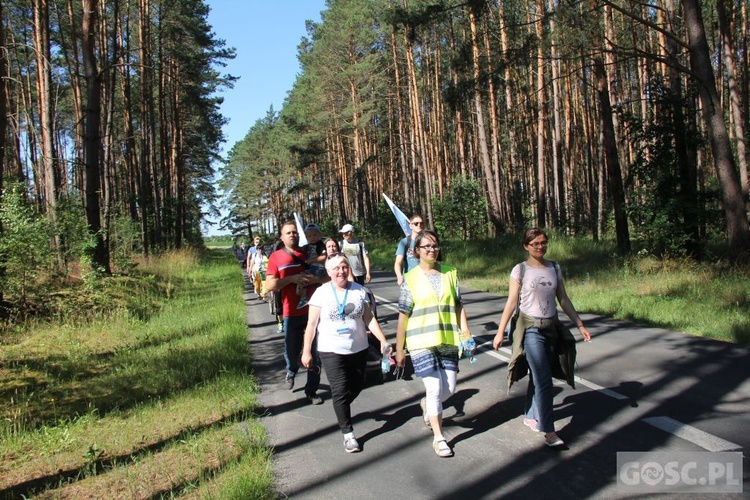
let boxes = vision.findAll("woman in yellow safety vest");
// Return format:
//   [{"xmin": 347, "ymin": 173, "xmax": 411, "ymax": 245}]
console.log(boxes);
[{"xmin": 395, "ymin": 229, "xmax": 471, "ymax": 458}]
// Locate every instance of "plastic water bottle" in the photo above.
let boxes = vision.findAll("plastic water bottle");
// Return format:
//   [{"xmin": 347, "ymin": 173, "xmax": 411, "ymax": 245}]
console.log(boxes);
[{"xmin": 381, "ymin": 343, "xmax": 391, "ymax": 374}]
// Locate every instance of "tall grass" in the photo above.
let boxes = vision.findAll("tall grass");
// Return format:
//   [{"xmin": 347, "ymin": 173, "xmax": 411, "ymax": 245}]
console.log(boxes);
[
  {"xmin": 0, "ymin": 249, "xmax": 274, "ymax": 498},
  {"xmin": 367, "ymin": 233, "xmax": 750, "ymax": 345}
]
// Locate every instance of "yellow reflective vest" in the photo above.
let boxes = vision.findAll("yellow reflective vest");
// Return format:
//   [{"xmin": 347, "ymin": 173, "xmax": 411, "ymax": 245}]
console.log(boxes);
[{"xmin": 403, "ymin": 265, "xmax": 461, "ymax": 350}]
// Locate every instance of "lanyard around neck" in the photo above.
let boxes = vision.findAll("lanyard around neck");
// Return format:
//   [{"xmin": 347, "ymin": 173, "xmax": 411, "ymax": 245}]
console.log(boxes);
[{"xmin": 330, "ymin": 281, "xmax": 349, "ymax": 320}]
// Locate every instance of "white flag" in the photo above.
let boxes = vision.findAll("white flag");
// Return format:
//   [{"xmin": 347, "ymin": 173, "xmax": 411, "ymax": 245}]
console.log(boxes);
[
  {"xmin": 294, "ymin": 212, "xmax": 309, "ymax": 246},
  {"xmin": 383, "ymin": 193, "xmax": 412, "ymax": 236}
]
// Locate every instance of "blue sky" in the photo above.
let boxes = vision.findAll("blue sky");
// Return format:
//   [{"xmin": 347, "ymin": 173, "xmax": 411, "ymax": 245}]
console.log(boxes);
[
  {"xmin": 204, "ymin": 1, "xmax": 327, "ymax": 234},
  {"xmin": 207, "ymin": 0, "xmax": 327, "ymax": 150}
]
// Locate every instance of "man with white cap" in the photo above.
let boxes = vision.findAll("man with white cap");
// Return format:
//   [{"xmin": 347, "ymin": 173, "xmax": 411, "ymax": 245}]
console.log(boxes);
[{"xmin": 338, "ymin": 223, "xmax": 371, "ymax": 286}]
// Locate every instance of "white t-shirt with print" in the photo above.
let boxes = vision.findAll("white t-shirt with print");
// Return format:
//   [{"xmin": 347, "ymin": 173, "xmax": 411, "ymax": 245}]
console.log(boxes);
[
  {"xmin": 309, "ymin": 281, "xmax": 370, "ymax": 354},
  {"xmin": 340, "ymin": 239, "xmax": 368, "ymax": 277},
  {"xmin": 512, "ymin": 262, "xmax": 563, "ymax": 319}
]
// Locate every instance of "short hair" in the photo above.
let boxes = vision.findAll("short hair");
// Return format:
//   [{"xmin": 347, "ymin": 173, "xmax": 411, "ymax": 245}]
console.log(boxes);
[
  {"xmin": 279, "ymin": 221, "xmax": 296, "ymax": 234},
  {"xmin": 325, "ymin": 253, "xmax": 350, "ymax": 271}
]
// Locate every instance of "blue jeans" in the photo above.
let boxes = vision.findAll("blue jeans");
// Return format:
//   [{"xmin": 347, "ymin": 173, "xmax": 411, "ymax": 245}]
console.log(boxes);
[
  {"xmin": 283, "ymin": 315, "xmax": 320, "ymax": 394},
  {"xmin": 523, "ymin": 327, "xmax": 557, "ymax": 433}
]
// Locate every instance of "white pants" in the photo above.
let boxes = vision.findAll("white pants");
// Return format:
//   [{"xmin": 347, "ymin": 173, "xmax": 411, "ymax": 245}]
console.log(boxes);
[{"xmin": 422, "ymin": 369, "xmax": 457, "ymax": 416}]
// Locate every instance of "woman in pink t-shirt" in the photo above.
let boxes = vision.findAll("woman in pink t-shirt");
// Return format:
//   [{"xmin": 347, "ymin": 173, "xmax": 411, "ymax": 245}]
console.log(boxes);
[{"xmin": 493, "ymin": 228, "xmax": 591, "ymax": 448}]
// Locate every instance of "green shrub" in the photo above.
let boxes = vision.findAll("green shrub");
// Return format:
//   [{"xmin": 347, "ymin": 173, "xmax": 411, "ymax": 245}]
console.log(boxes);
[
  {"xmin": 432, "ymin": 176, "xmax": 488, "ymax": 240},
  {"xmin": 0, "ymin": 183, "xmax": 54, "ymax": 305}
]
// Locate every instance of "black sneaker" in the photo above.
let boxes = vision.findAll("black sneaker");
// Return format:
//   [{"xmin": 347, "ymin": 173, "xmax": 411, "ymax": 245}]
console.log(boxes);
[
  {"xmin": 284, "ymin": 374, "xmax": 295, "ymax": 390},
  {"xmin": 306, "ymin": 392, "xmax": 323, "ymax": 405}
]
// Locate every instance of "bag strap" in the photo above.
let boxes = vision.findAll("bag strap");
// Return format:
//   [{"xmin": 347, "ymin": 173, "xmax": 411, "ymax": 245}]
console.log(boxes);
[
  {"xmin": 550, "ymin": 260, "xmax": 561, "ymax": 279},
  {"xmin": 282, "ymin": 247, "xmax": 310, "ymax": 269}
]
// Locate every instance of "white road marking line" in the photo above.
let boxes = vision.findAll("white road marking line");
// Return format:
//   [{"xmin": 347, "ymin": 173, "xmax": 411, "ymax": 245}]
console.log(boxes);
[
  {"xmin": 642, "ymin": 416, "xmax": 742, "ymax": 451},
  {"xmin": 375, "ymin": 292, "xmax": 741, "ymax": 452},
  {"xmin": 572, "ymin": 376, "xmax": 630, "ymax": 400}
]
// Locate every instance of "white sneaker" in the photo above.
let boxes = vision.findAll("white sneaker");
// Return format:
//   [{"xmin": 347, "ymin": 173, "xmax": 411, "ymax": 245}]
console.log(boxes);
[
  {"xmin": 545, "ymin": 432, "xmax": 564, "ymax": 447},
  {"xmin": 343, "ymin": 435, "xmax": 360, "ymax": 453}
]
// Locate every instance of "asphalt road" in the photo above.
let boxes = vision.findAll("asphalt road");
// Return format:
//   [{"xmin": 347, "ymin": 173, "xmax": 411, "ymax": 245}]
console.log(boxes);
[{"xmin": 244, "ymin": 269, "xmax": 749, "ymax": 499}]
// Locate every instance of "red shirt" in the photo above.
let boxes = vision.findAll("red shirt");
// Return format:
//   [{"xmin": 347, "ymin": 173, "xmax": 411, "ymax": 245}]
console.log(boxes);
[{"xmin": 266, "ymin": 247, "xmax": 318, "ymax": 317}]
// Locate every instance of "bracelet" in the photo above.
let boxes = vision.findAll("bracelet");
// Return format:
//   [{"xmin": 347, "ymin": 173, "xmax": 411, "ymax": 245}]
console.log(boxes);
[{"xmin": 577, "ymin": 324, "xmax": 584, "ymax": 329}]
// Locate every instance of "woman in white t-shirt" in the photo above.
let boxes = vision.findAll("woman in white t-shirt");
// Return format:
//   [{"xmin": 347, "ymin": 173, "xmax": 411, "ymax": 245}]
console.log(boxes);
[
  {"xmin": 301, "ymin": 253, "xmax": 389, "ymax": 453},
  {"xmin": 493, "ymin": 228, "xmax": 592, "ymax": 448}
]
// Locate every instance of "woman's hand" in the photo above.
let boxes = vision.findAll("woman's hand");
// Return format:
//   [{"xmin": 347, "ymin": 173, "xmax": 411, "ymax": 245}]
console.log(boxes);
[
  {"xmin": 301, "ymin": 349, "xmax": 312, "ymax": 368},
  {"xmin": 492, "ymin": 330, "xmax": 505, "ymax": 350},
  {"xmin": 381, "ymin": 341, "xmax": 392, "ymax": 356},
  {"xmin": 578, "ymin": 325, "xmax": 592, "ymax": 342},
  {"xmin": 395, "ymin": 349, "xmax": 406, "ymax": 367}
]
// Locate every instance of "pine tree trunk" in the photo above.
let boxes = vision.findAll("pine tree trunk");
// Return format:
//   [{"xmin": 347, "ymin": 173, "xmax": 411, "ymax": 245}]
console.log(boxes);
[
  {"xmin": 469, "ymin": 4, "xmax": 502, "ymax": 232},
  {"xmin": 82, "ymin": 0, "xmax": 110, "ymax": 273},
  {"xmin": 717, "ymin": 0, "xmax": 749, "ymax": 211},
  {"xmin": 33, "ymin": 0, "xmax": 60, "ymax": 258},
  {"xmin": 534, "ymin": 0, "xmax": 547, "ymax": 228},
  {"xmin": 683, "ymin": 0, "xmax": 750, "ymax": 261},
  {"xmin": 389, "ymin": 30, "xmax": 411, "ymax": 205},
  {"xmin": 0, "ymin": 0, "xmax": 7, "ymax": 310}
]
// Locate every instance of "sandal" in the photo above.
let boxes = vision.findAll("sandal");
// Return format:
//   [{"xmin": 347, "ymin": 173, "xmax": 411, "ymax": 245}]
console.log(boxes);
[{"xmin": 433, "ymin": 438, "xmax": 453, "ymax": 458}]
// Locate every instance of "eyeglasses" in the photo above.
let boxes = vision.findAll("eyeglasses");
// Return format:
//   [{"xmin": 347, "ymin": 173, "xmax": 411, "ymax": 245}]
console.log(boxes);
[
  {"xmin": 410, "ymin": 221, "xmax": 424, "ymax": 227},
  {"xmin": 419, "ymin": 245, "xmax": 440, "ymax": 251},
  {"xmin": 327, "ymin": 252, "xmax": 345, "ymax": 259},
  {"xmin": 529, "ymin": 241, "xmax": 548, "ymax": 248}
]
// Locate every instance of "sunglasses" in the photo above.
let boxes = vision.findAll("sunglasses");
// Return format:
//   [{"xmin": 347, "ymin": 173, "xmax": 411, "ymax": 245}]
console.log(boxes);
[
  {"xmin": 419, "ymin": 245, "xmax": 440, "ymax": 251},
  {"xmin": 410, "ymin": 221, "xmax": 424, "ymax": 227}
]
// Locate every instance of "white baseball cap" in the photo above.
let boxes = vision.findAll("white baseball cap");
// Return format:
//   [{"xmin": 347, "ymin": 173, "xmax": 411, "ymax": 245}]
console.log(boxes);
[{"xmin": 339, "ymin": 224, "xmax": 354, "ymax": 233}]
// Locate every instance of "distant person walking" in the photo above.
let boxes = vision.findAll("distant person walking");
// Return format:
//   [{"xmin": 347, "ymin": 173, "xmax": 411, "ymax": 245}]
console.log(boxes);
[
  {"xmin": 302, "ymin": 253, "xmax": 389, "ymax": 453},
  {"xmin": 492, "ymin": 228, "xmax": 591, "ymax": 447},
  {"xmin": 246, "ymin": 236, "xmax": 263, "ymax": 278},
  {"xmin": 233, "ymin": 241, "xmax": 248, "ymax": 271},
  {"xmin": 339, "ymin": 224, "xmax": 371, "ymax": 285},
  {"xmin": 266, "ymin": 222, "xmax": 328, "ymax": 405},
  {"xmin": 395, "ymin": 230, "xmax": 470, "ymax": 458},
  {"xmin": 394, "ymin": 214, "xmax": 424, "ymax": 285},
  {"xmin": 249, "ymin": 245, "xmax": 268, "ymax": 300}
]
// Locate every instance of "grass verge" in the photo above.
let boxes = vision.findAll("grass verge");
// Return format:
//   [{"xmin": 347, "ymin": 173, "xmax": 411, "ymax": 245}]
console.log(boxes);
[
  {"xmin": 0, "ymin": 249, "xmax": 274, "ymax": 499},
  {"xmin": 367, "ymin": 233, "xmax": 750, "ymax": 345}
]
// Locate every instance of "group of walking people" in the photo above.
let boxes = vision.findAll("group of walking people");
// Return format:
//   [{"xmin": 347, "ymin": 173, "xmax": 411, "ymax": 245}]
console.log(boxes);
[{"xmin": 257, "ymin": 216, "xmax": 592, "ymax": 457}]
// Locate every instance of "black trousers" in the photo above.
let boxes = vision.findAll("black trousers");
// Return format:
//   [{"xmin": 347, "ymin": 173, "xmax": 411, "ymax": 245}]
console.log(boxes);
[{"xmin": 320, "ymin": 349, "xmax": 368, "ymax": 434}]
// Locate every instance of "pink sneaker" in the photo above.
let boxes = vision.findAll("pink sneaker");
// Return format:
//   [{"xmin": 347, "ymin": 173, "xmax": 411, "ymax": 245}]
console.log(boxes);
[{"xmin": 523, "ymin": 417, "xmax": 540, "ymax": 432}]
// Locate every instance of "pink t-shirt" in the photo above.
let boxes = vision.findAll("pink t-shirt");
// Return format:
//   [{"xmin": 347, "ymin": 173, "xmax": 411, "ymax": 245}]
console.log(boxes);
[{"xmin": 512, "ymin": 262, "xmax": 563, "ymax": 319}]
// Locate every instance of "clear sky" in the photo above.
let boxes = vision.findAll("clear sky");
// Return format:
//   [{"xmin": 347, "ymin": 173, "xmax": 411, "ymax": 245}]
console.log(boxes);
[
  {"xmin": 204, "ymin": 1, "xmax": 327, "ymax": 235},
  {"xmin": 206, "ymin": 0, "xmax": 327, "ymax": 152}
]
